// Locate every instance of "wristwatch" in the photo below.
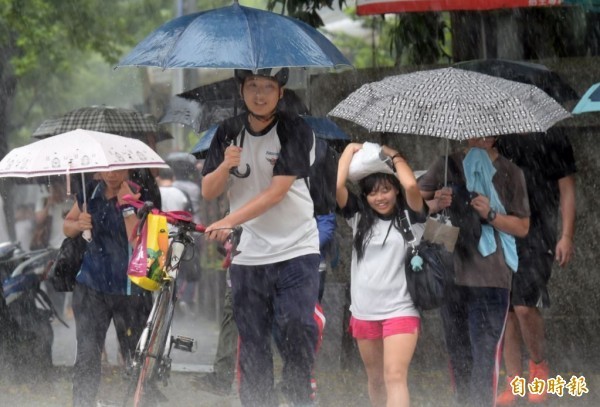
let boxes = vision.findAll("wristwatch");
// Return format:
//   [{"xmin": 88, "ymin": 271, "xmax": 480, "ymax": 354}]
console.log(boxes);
[
  {"xmin": 122, "ymin": 207, "xmax": 136, "ymax": 218},
  {"xmin": 487, "ymin": 208, "xmax": 497, "ymax": 223}
]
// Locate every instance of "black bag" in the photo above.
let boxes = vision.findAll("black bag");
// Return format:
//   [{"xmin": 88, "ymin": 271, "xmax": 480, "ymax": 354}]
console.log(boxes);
[
  {"xmin": 405, "ymin": 240, "xmax": 454, "ymax": 310},
  {"xmin": 399, "ymin": 213, "xmax": 454, "ymax": 310},
  {"xmin": 49, "ymin": 236, "xmax": 87, "ymax": 292}
]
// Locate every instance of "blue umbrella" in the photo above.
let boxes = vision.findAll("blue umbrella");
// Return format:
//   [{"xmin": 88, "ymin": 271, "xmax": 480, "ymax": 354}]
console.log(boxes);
[
  {"xmin": 117, "ymin": 2, "xmax": 352, "ymax": 70},
  {"xmin": 191, "ymin": 116, "xmax": 349, "ymax": 158},
  {"xmin": 572, "ymin": 83, "xmax": 600, "ymax": 114}
]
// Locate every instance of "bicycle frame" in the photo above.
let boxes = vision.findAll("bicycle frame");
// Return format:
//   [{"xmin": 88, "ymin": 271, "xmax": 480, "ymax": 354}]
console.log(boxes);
[{"xmin": 128, "ymin": 219, "xmax": 198, "ymax": 407}]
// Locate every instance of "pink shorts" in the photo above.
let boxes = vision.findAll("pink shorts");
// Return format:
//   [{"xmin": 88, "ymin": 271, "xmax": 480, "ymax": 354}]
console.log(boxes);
[{"xmin": 349, "ymin": 316, "xmax": 420, "ymax": 339}]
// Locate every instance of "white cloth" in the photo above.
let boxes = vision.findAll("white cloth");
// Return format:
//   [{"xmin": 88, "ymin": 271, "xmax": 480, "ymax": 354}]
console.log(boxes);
[
  {"xmin": 348, "ymin": 142, "xmax": 394, "ymax": 181},
  {"xmin": 348, "ymin": 214, "xmax": 423, "ymax": 320}
]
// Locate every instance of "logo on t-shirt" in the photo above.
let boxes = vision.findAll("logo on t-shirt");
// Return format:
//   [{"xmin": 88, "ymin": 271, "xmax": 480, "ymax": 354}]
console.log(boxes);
[{"xmin": 265, "ymin": 150, "xmax": 278, "ymax": 166}]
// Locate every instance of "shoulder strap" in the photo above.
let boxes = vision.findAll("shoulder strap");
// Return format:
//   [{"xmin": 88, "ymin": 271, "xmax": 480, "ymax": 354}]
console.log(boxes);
[{"xmin": 397, "ymin": 210, "xmax": 417, "ymax": 246}]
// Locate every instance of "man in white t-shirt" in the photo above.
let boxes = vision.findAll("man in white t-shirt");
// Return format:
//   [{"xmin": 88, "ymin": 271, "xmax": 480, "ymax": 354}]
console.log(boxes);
[{"xmin": 202, "ymin": 68, "xmax": 320, "ymax": 407}]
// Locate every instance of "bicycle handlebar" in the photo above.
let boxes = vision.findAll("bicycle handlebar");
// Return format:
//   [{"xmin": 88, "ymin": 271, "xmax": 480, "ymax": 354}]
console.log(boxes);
[
  {"xmin": 123, "ymin": 194, "xmax": 206, "ymax": 233},
  {"xmin": 122, "ymin": 194, "xmax": 241, "ymax": 268}
]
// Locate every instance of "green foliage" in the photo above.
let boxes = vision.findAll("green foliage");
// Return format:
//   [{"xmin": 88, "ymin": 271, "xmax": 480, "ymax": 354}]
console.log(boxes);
[
  {"xmin": 0, "ymin": 0, "xmax": 175, "ymax": 147},
  {"xmin": 386, "ymin": 12, "xmax": 450, "ymax": 66},
  {"xmin": 266, "ymin": 0, "xmax": 346, "ymax": 27}
]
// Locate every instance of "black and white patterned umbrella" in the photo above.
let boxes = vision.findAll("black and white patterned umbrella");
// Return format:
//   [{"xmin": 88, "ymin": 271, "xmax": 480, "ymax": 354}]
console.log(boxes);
[
  {"xmin": 32, "ymin": 106, "xmax": 165, "ymax": 140},
  {"xmin": 329, "ymin": 67, "xmax": 570, "ymax": 140}
]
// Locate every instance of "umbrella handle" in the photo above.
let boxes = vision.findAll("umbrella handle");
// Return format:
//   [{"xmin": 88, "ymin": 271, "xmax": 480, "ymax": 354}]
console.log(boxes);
[
  {"xmin": 82, "ymin": 229, "xmax": 92, "ymax": 242},
  {"xmin": 230, "ymin": 164, "xmax": 251, "ymax": 178}
]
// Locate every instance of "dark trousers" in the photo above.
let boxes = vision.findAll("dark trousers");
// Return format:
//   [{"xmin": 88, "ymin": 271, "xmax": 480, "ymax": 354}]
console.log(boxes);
[
  {"xmin": 72, "ymin": 284, "xmax": 151, "ymax": 407},
  {"xmin": 441, "ymin": 284, "xmax": 510, "ymax": 407},
  {"xmin": 230, "ymin": 254, "xmax": 320, "ymax": 407}
]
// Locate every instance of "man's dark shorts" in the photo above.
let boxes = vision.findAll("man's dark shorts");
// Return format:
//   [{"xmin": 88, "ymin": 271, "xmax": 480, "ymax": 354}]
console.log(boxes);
[{"xmin": 510, "ymin": 250, "xmax": 553, "ymax": 308}]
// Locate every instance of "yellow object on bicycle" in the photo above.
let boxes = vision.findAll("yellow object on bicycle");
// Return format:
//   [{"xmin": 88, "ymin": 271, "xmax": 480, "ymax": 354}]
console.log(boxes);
[{"xmin": 128, "ymin": 213, "xmax": 168, "ymax": 292}]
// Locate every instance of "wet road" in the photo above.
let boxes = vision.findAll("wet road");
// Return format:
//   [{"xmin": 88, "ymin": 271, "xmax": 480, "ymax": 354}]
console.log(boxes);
[{"xmin": 1, "ymin": 304, "xmax": 598, "ymax": 406}]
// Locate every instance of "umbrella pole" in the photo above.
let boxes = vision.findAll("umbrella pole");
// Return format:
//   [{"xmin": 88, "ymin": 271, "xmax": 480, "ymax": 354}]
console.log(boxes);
[
  {"xmin": 81, "ymin": 173, "xmax": 87, "ymax": 208},
  {"xmin": 444, "ymin": 138, "xmax": 449, "ymax": 188}
]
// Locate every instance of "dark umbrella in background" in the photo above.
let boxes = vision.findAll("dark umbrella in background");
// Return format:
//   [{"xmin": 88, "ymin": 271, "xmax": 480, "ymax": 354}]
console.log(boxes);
[
  {"xmin": 32, "ymin": 106, "xmax": 168, "ymax": 140},
  {"xmin": 454, "ymin": 59, "xmax": 579, "ymax": 104},
  {"xmin": 159, "ymin": 78, "xmax": 312, "ymax": 133}
]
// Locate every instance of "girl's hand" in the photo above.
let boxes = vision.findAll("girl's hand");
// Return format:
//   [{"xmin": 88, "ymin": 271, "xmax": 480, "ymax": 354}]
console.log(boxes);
[
  {"xmin": 118, "ymin": 181, "xmax": 140, "ymax": 205},
  {"xmin": 344, "ymin": 142, "xmax": 363, "ymax": 155},
  {"xmin": 77, "ymin": 209, "xmax": 93, "ymax": 232}
]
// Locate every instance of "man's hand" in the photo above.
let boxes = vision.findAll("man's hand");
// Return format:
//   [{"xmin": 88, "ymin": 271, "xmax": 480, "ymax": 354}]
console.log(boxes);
[
  {"xmin": 205, "ymin": 218, "xmax": 236, "ymax": 244},
  {"xmin": 434, "ymin": 187, "xmax": 453, "ymax": 211},
  {"xmin": 555, "ymin": 235, "xmax": 574, "ymax": 267},
  {"xmin": 223, "ymin": 145, "xmax": 242, "ymax": 170}
]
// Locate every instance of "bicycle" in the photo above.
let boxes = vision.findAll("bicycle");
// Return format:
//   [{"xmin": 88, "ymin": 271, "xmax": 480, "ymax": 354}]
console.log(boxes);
[{"xmin": 121, "ymin": 197, "xmax": 241, "ymax": 407}]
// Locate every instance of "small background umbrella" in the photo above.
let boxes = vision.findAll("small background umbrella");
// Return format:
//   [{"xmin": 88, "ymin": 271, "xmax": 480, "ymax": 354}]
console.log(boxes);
[
  {"xmin": 32, "ymin": 106, "xmax": 171, "ymax": 142},
  {"xmin": 190, "ymin": 115, "xmax": 350, "ymax": 159},
  {"xmin": 454, "ymin": 59, "xmax": 579, "ymax": 105},
  {"xmin": 117, "ymin": 1, "xmax": 352, "ymax": 70},
  {"xmin": 572, "ymin": 82, "xmax": 600, "ymax": 114}
]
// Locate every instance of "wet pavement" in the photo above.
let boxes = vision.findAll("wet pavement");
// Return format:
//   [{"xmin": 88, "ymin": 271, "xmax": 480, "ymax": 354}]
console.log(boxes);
[{"xmin": 1, "ymin": 304, "xmax": 599, "ymax": 406}]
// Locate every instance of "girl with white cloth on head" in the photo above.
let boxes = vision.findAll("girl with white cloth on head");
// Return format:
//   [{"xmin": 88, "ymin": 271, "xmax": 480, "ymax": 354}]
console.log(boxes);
[{"xmin": 336, "ymin": 142, "xmax": 426, "ymax": 407}]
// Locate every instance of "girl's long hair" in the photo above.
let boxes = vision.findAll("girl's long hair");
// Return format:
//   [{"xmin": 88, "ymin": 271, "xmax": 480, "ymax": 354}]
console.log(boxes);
[{"xmin": 354, "ymin": 173, "xmax": 406, "ymax": 262}]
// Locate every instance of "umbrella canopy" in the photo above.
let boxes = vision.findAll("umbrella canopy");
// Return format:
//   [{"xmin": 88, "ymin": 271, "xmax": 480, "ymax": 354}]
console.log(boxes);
[
  {"xmin": 454, "ymin": 59, "xmax": 579, "ymax": 105},
  {"xmin": 160, "ymin": 80, "xmax": 309, "ymax": 133},
  {"xmin": 116, "ymin": 2, "xmax": 352, "ymax": 70},
  {"xmin": 32, "ymin": 106, "xmax": 167, "ymax": 141},
  {"xmin": 572, "ymin": 82, "xmax": 600, "ymax": 114},
  {"xmin": 328, "ymin": 67, "xmax": 570, "ymax": 141},
  {"xmin": 0, "ymin": 129, "xmax": 169, "ymax": 178},
  {"xmin": 190, "ymin": 115, "xmax": 349, "ymax": 159}
]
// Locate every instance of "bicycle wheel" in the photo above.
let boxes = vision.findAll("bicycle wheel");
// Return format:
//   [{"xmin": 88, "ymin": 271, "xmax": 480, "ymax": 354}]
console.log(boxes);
[{"xmin": 132, "ymin": 282, "xmax": 176, "ymax": 407}]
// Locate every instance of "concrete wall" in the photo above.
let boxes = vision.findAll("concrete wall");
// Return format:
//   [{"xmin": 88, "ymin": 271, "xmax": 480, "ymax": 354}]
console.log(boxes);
[{"xmin": 308, "ymin": 57, "xmax": 600, "ymax": 373}]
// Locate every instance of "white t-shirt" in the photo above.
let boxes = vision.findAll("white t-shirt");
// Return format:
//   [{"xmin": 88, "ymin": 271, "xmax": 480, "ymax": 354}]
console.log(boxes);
[
  {"xmin": 203, "ymin": 113, "xmax": 319, "ymax": 265},
  {"xmin": 159, "ymin": 186, "xmax": 190, "ymax": 212},
  {"xmin": 347, "ymin": 212, "xmax": 424, "ymax": 320}
]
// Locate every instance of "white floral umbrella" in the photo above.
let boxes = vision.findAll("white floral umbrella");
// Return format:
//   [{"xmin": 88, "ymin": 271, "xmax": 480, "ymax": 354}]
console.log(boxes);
[
  {"xmin": 0, "ymin": 129, "xmax": 168, "ymax": 178},
  {"xmin": 329, "ymin": 67, "xmax": 570, "ymax": 140},
  {"xmin": 0, "ymin": 129, "xmax": 169, "ymax": 241}
]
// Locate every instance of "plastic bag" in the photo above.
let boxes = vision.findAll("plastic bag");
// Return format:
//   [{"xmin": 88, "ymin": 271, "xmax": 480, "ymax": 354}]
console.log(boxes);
[
  {"xmin": 128, "ymin": 213, "xmax": 168, "ymax": 291},
  {"xmin": 348, "ymin": 142, "xmax": 394, "ymax": 181}
]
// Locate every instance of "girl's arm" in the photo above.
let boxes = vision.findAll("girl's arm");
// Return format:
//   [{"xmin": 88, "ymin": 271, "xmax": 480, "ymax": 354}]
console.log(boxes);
[
  {"xmin": 381, "ymin": 145, "xmax": 424, "ymax": 213},
  {"xmin": 336, "ymin": 143, "xmax": 362, "ymax": 209}
]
